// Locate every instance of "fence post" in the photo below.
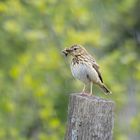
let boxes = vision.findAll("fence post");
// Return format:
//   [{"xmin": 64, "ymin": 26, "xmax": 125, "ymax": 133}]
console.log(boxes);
[{"xmin": 65, "ymin": 93, "xmax": 115, "ymax": 140}]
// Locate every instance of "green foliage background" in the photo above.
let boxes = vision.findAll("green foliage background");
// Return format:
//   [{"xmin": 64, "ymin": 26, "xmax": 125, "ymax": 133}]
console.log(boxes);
[{"xmin": 0, "ymin": 0, "xmax": 140, "ymax": 140}]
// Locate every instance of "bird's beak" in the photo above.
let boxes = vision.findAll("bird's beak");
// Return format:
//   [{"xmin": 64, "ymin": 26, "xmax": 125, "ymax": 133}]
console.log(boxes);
[{"xmin": 62, "ymin": 48, "xmax": 72, "ymax": 57}]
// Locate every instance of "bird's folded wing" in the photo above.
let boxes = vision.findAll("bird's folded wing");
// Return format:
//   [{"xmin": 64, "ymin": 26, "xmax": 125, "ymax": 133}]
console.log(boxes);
[
  {"xmin": 92, "ymin": 62, "xmax": 103, "ymax": 83},
  {"xmin": 87, "ymin": 54, "xmax": 103, "ymax": 83},
  {"xmin": 88, "ymin": 55, "xmax": 99, "ymax": 69}
]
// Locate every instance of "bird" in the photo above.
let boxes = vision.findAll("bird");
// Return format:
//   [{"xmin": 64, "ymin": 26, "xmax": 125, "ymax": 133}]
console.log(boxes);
[{"xmin": 62, "ymin": 44, "xmax": 111, "ymax": 96}]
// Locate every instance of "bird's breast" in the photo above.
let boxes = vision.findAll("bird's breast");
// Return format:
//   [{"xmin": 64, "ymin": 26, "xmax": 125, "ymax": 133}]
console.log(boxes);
[
  {"xmin": 71, "ymin": 63, "xmax": 91, "ymax": 83},
  {"xmin": 71, "ymin": 61, "xmax": 100, "ymax": 84}
]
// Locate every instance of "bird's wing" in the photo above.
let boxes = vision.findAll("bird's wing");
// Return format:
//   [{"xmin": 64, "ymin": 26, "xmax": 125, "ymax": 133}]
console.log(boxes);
[
  {"xmin": 87, "ymin": 54, "xmax": 103, "ymax": 83},
  {"xmin": 92, "ymin": 63, "xmax": 103, "ymax": 83},
  {"xmin": 90, "ymin": 57, "xmax": 103, "ymax": 83}
]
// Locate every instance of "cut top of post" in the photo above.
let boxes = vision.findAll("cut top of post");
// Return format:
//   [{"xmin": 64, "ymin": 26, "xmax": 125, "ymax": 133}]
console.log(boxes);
[{"xmin": 71, "ymin": 93, "xmax": 115, "ymax": 105}]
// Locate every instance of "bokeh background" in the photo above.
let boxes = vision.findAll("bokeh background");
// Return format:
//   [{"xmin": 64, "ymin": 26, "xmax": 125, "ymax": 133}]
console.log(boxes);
[{"xmin": 0, "ymin": 0, "xmax": 140, "ymax": 140}]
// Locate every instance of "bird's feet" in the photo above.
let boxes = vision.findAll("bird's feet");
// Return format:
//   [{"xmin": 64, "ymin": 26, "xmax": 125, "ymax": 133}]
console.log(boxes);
[
  {"xmin": 88, "ymin": 92, "xmax": 93, "ymax": 96},
  {"xmin": 80, "ymin": 92, "xmax": 89, "ymax": 96},
  {"xmin": 80, "ymin": 92, "xmax": 93, "ymax": 96}
]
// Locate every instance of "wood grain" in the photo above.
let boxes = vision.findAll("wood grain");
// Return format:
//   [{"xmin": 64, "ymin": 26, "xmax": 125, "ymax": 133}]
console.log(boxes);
[{"xmin": 65, "ymin": 93, "xmax": 115, "ymax": 140}]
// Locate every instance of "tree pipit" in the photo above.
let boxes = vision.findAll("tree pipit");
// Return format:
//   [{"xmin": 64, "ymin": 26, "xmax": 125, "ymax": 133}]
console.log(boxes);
[{"xmin": 62, "ymin": 44, "xmax": 111, "ymax": 96}]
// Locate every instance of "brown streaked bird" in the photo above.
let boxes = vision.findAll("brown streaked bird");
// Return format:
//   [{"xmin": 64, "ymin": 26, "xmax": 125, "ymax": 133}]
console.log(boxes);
[{"xmin": 62, "ymin": 44, "xmax": 111, "ymax": 96}]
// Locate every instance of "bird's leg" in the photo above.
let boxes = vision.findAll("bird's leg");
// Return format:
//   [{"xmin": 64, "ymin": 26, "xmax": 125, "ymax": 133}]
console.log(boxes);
[
  {"xmin": 81, "ymin": 84, "xmax": 86, "ymax": 94},
  {"xmin": 89, "ymin": 82, "xmax": 93, "ymax": 96}
]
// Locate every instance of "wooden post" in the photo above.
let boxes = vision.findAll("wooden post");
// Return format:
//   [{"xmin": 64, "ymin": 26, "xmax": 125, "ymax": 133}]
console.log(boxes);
[{"xmin": 65, "ymin": 93, "xmax": 115, "ymax": 140}]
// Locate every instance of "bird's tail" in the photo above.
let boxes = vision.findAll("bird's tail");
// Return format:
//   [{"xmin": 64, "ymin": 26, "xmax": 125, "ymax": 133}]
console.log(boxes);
[{"xmin": 99, "ymin": 84, "xmax": 112, "ymax": 95}]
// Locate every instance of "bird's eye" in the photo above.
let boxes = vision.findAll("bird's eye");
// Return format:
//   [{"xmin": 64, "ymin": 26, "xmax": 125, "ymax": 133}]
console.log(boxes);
[{"xmin": 74, "ymin": 48, "xmax": 77, "ymax": 50}]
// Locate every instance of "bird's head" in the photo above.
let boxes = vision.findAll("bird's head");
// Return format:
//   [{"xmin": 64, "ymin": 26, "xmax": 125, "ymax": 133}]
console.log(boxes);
[{"xmin": 62, "ymin": 44, "xmax": 88, "ymax": 57}]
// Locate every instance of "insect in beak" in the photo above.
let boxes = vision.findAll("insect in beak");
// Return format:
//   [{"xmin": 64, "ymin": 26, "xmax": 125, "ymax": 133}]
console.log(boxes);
[{"xmin": 62, "ymin": 48, "xmax": 72, "ymax": 57}]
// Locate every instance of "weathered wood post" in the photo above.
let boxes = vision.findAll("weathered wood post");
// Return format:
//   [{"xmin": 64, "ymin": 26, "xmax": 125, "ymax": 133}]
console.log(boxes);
[{"xmin": 65, "ymin": 93, "xmax": 115, "ymax": 140}]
